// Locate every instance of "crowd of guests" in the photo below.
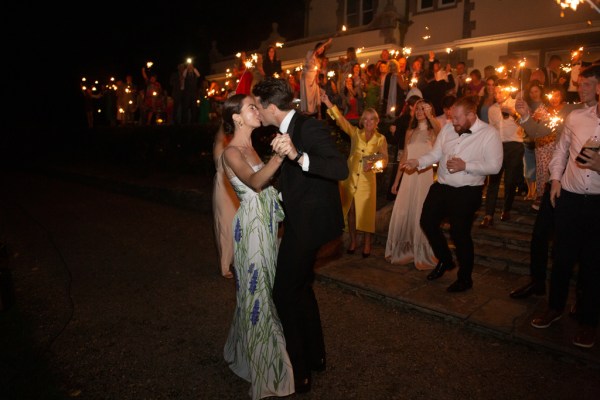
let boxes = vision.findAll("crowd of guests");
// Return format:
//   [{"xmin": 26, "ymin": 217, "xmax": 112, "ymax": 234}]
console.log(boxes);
[
  {"xmin": 208, "ymin": 39, "xmax": 600, "ymax": 398},
  {"xmin": 84, "ymin": 41, "xmax": 600, "ymax": 398},
  {"xmin": 81, "ymin": 62, "xmax": 210, "ymax": 128}
]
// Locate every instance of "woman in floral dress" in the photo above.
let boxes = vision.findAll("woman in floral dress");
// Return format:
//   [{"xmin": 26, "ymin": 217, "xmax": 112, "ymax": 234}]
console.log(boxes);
[{"xmin": 221, "ymin": 94, "xmax": 294, "ymax": 399}]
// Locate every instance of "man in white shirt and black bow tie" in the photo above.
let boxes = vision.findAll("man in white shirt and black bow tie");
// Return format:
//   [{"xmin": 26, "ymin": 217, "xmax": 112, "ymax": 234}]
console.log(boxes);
[{"xmin": 402, "ymin": 96, "xmax": 503, "ymax": 292}]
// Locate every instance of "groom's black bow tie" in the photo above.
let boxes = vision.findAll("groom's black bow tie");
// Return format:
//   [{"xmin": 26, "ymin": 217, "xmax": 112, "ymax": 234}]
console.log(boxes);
[{"xmin": 459, "ymin": 129, "xmax": 472, "ymax": 136}]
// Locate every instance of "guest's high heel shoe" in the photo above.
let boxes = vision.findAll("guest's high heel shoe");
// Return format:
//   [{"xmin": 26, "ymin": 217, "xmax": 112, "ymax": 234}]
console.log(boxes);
[
  {"xmin": 362, "ymin": 245, "xmax": 371, "ymax": 258},
  {"xmin": 346, "ymin": 242, "xmax": 357, "ymax": 254}
]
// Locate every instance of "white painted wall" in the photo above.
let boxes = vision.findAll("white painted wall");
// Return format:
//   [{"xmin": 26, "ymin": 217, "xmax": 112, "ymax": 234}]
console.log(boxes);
[
  {"xmin": 404, "ymin": 4, "xmax": 465, "ymax": 47},
  {"xmin": 472, "ymin": 0, "xmax": 598, "ymax": 37}
]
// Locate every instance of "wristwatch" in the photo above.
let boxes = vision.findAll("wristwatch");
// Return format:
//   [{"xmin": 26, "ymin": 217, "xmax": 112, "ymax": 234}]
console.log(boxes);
[{"xmin": 293, "ymin": 151, "xmax": 304, "ymax": 163}]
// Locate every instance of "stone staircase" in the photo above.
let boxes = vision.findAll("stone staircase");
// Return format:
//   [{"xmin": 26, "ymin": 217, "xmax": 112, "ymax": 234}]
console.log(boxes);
[{"xmin": 374, "ymin": 193, "xmax": 541, "ymax": 276}]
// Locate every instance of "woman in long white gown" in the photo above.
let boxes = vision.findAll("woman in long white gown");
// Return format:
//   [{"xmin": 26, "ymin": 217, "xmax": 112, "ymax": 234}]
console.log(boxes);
[{"xmin": 385, "ymin": 100, "xmax": 440, "ymax": 270}]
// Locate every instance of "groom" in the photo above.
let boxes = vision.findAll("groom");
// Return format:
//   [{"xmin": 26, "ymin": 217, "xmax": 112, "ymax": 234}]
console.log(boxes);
[{"xmin": 253, "ymin": 78, "xmax": 348, "ymax": 393}]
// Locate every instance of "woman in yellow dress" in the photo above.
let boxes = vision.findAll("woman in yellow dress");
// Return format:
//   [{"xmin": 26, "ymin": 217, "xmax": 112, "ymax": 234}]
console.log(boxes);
[{"xmin": 321, "ymin": 91, "xmax": 388, "ymax": 257}]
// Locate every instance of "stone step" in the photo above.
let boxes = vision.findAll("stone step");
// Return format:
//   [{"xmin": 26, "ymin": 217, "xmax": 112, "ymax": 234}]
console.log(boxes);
[
  {"xmin": 374, "ymin": 198, "xmax": 542, "ymax": 276},
  {"xmin": 471, "ymin": 243, "xmax": 530, "ymax": 275},
  {"xmin": 374, "ymin": 228, "xmax": 532, "ymax": 274},
  {"xmin": 473, "ymin": 209, "xmax": 537, "ymax": 234},
  {"xmin": 470, "ymin": 224, "xmax": 533, "ymax": 251}
]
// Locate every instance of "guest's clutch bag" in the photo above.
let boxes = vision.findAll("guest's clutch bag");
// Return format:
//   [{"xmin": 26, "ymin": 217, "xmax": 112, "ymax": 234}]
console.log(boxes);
[{"xmin": 362, "ymin": 153, "xmax": 385, "ymax": 173}]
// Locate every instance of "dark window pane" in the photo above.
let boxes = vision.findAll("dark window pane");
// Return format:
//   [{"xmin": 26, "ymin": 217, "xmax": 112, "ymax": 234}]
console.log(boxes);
[
  {"xmin": 347, "ymin": 14, "xmax": 359, "ymax": 28},
  {"xmin": 420, "ymin": 0, "xmax": 433, "ymax": 9},
  {"xmin": 347, "ymin": 0, "xmax": 358, "ymax": 14},
  {"xmin": 363, "ymin": 11, "xmax": 373, "ymax": 25},
  {"xmin": 441, "ymin": 0, "xmax": 455, "ymax": 5}
]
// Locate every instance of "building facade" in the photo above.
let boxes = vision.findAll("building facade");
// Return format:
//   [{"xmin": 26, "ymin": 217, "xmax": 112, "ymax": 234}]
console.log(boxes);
[{"xmin": 206, "ymin": 0, "xmax": 600, "ymax": 88}]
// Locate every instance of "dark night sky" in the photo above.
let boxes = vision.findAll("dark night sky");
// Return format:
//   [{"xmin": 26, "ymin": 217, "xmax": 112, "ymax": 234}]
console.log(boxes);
[
  {"xmin": 9, "ymin": 1, "xmax": 305, "ymax": 128},
  {"xmin": 71, "ymin": 1, "xmax": 306, "ymax": 80}
]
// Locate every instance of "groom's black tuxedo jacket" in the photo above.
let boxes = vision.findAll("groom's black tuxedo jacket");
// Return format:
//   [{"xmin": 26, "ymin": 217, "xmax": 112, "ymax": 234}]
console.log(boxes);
[{"xmin": 278, "ymin": 112, "xmax": 349, "ymax": 249}]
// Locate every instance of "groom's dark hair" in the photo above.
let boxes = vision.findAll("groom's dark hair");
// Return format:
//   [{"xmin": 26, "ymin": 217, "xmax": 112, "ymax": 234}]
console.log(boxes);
[{"xmin": 252, "ymin": 77, "xmax": 294, "ymax": 111}]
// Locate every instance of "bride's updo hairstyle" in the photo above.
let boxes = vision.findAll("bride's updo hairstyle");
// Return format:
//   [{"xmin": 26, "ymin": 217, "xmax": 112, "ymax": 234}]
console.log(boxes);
[{"xmin": 222, "ymin": 94, "xmax": 248, "ymax": 134}]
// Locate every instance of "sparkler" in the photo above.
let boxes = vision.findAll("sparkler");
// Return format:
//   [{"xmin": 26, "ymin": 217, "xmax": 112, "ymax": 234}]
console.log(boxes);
[
  {"xmin": 146, "ymin": 61, "xmax": 153, "ymax": 69},
  {"xmin": 502, "ymin": 86, "xmax": 519, "ymax": 93},
  {"xmin": 422, "ymin": 26, "xmax": 431, "ymax": 40},
  {"xmin": 556, "ymin": 0, "xmax": 600, "ymax": 15},
  {"xmin": 495, "ymin": 65, "xmax": 506, "ymax": 78},
  {"xmin": 571, "ymin": 46, "xmax": 584, "ymax": 62},
  {"xmin": 402, "ymin": 47, "xmax": 412, "ymax": 57},
  {"xmin": 546, "ymin": 114, "xmax": 563, "ymax": 130},
  {"xmin": 373, "ymin": 160, "xmax": 384, "ymax": 173},
  {"xmin": 561, "ymin": 64, "xmax": 572, "ymax": 74},
  {"xmin": 519, "ymin": 58, "xmax": 526, "ymax": 94},
  {"xmin": 333, "ymin": 25, "xmax": 347, "ymax": 38},
  {"xmin": 446, "ymin": 47, "xmax": 453, "ymax": 64},
  {"xmin": 275, "ymin": 42, "xmax": 284, "ymax": 48}
]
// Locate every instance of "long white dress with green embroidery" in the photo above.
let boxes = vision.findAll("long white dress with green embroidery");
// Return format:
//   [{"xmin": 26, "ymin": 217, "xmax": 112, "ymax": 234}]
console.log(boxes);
[{"xmin": 223, "ymin": 163, "xmax": 294, "ymax": 399}]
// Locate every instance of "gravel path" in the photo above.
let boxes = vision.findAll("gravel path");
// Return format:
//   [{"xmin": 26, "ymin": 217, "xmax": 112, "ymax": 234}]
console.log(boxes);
[{"xmin": 1, "ymin": 171, "xmax": 599, "ymax": 400}]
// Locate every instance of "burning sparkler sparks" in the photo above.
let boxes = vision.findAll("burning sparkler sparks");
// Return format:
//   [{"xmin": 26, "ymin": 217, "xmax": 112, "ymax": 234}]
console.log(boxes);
[
  {"xmin": 546, "ymin": 114, "xmax": 564, "ymax": 130},
  {"xmin": 556, "ymin": 0, "xmax": 600, "ymax": 15},
  {"xmin": 422, "ymin": 26, "xmax": 431, "ymax": 40}
]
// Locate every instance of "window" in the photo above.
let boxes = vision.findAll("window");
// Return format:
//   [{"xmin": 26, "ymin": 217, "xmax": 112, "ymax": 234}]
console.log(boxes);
[
  {"xmin": 418, "ymin": 0, "xmax": 434, "ymax": 12},
  {"xmin": 345, "ymin": 0, "xmax": 374, "ymax": 28},
  {"xmin": 439, "ymin": 0, "xmax": 456, "ymax": 8},
  {"xmin": 417, "ymin": 0, "xmax": 457, "ymax": 13}
]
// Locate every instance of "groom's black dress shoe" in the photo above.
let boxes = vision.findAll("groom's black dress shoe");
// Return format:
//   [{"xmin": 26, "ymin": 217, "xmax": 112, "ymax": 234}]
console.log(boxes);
[
  {"xmin": 427, "ymin": 261, "xmax": 456, "ymax": 281},
  {"xmin": 509, "ymin": 280, "xmax": 545, "ymax": 299}
]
